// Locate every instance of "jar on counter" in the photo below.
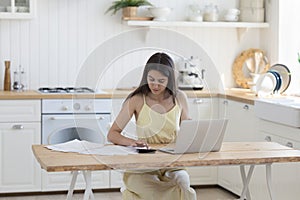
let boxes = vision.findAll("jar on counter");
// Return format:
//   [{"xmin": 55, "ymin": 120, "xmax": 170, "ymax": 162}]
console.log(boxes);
[
  {"xmin": 203, "ymin": 4, "xmax": 219, "ymax": 22},
  {"xmin": 187, "ymin": 4, "xmax": 203, "ymax": 22}
]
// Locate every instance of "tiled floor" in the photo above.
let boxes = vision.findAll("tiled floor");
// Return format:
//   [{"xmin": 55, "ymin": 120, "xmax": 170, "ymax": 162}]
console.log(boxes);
[{"xmin": 0, "ymin": 187, "xmax": 238, "ymax": 200}]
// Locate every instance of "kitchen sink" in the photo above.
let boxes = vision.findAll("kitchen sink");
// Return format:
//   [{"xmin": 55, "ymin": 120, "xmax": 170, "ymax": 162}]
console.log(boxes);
[{"xmin": 255, "ymin": 98, "xmax": 300, "ymax": 128}]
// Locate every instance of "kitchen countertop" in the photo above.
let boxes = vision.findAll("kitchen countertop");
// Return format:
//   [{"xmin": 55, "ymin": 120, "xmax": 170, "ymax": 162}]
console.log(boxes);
[
  {"xmin": 221, "ymin": 88, "xmax": 259, "ymax": 105},
  {"xmin": 0, "ymin": 88, "xmax": 262, "ymax": 104}
]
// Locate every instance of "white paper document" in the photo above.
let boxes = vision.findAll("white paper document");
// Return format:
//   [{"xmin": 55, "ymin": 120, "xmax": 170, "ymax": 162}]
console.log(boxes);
[{"xmin": 46, "ymin": 139, "xmax": 137, "ymax": 155}]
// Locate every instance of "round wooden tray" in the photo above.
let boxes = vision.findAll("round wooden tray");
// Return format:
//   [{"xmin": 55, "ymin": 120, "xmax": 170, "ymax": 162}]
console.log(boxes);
[{"xmin": 233, "ymin": 48, "xmax": 270, "ymax": 88}]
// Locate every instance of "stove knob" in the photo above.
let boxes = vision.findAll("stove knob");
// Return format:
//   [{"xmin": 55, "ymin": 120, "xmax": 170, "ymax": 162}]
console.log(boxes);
[
  {"xmin": 85, "ymin": 105, "xmax": 92, "ymax": 111},
  {"xmin": 62, "ymin": 106, "xmax": 69, "ymax": 111},
  {"xmin": 73, "ymin": 103, "xmax": 81, "ymax": 110}
]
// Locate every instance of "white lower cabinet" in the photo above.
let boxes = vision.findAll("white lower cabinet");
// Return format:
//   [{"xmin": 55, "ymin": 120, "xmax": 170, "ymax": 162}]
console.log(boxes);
[
  {"xmin": 218, "ymin": 99, "xmax": 300, "ymax": 200},
  {"xmin": 254, "ymin": 119, "xmax": 300, "ymax": 200},
  {"xmin": 217, "ymin": 99, "xmax": 261, "ymax": 196},
  {"xmin": 188, "ymin": 97, "xmax": 219, "ymax": 120},
  {"xmin": 187, "ymin": 97, "xmax": 219, "ymax": 185},
  {"xmin": 0, "ymin": 100, "xmax": 41, "ymax": 193},
  {"xmin": 110, "ymin": 170, "xmax": 124, "ymax": 188},
  {"xmin": 41, "ymin": 171, "xmax": 110, "ymax": 191},
  {"xmin": 218, "ymin": 99, "xmax": 259, "ymax": 142},
  {"xmin": 186, "ymin": 167, "xmax": 218, "ymax": 185}
]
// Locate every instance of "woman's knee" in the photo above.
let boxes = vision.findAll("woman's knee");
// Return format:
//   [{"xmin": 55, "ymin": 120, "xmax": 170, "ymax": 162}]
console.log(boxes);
[{"xmin": 167, "ymin": 170, "xmax": 191, "ymax": 189}]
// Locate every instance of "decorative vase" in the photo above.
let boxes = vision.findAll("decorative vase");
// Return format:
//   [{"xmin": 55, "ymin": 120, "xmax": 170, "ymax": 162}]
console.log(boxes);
[{"xmin": 122, "ymin": 7, "xmax": 137, "ymax": 18}]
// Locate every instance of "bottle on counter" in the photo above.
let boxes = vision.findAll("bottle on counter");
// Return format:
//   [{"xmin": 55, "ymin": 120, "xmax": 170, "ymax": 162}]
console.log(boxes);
[
  {"xmin": 4, "ymin": 61, "xmax": 11, "ymax": 91},
  {"xmin": 13, "ymin": 65, "xmax": 25, "ymax": 91},
  {"xmin": 20, "ymin": 67, "xmax": 27, "ymax": 90}
]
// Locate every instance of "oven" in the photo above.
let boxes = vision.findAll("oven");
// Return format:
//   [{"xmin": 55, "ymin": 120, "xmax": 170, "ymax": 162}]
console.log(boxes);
[
  {"xmin": 39, "ymin": 87, "xmax": 113, "ymax": 191},
  {"xmin": 39, "ymin": 87, "xmax": 112, "ymax": 145}
]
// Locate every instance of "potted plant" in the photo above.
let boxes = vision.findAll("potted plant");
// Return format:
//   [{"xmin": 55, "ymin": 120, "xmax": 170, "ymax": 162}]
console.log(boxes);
[{"xmin": 105, "ymin": 0, "xmax": 152, "ymax": 18}]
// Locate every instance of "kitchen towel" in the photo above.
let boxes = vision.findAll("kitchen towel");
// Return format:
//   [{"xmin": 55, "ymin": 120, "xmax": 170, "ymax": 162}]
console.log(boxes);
[{"xmin": 46, "ymin": 139, "xmax": 137, "ymax": 155}]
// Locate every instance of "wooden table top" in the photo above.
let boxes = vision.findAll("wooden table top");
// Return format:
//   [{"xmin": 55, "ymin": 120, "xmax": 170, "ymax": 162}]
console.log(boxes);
[{"xmin": 32, "ymin": 142, "xmax": 300, "ymax": 172}]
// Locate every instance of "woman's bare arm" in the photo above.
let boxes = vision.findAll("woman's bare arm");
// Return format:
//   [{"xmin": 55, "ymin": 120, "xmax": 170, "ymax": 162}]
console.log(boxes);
[
  {"xmin": 177, "ymin": 90, "xmax": 191, "ymax": 121},
  {"xmin": 107, "ymin": 96, "xmax": 147, "ymax": 147}
]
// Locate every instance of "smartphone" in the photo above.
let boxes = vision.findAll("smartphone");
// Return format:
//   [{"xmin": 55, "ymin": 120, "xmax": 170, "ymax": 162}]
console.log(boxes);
[{"xmin": 136, "ymin": 148, "xmax": 156, "ymax": 153}]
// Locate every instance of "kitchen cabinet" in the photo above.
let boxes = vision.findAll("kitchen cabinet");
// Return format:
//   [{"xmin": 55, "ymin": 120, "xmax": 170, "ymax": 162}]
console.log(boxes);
[
  {"xmin": 217, "ymin": 99, "xmax": 260, "ymax": 196},
  {"xmin": 188, "ymin": 97, "xmax": 219, "ymax": 120},
  {"xmin": 0, "ymin": 100, "xmax": 41, "ymax": 193},
  {"xmin": 0, "ymin": 0, "xmax": 36, "ymax": 19},
  {"xmin": 254, "ymin": 119, "xmax": 300, "ymax": 200},
  {"xmin": 186, "ymin": 97, "xmax": 219, "ymax": 185},
  {"xmin": 110, "ymin": 170, "xmax": 124, "ymax": 188},
  {"xmin": 218, "ymin": 98, "xmax": 259, "ymax": 141},
  {"xmin": 41, "ymin": 171, "xmax": 110, "ymax": 191},
  {"xmin": 216, "ymin": 99, "xmax": 299, "ymax": 200}
]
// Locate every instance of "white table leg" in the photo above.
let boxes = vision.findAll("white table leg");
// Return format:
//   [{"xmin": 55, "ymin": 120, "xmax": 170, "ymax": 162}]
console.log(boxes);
[
  {"xmin": 266, "ymin": 163, "xmax": 274, "ymax": 200},
  {"xmin": 83, "ymin": 170, "xmax": 95, "ymax": 200},
  {"xmin": 67, "ymin": 171, "xmax": 79, "ymax": 200},
  {"xmin": 240, "ymin": 165, "xmax": 255, "ymax": 200}
]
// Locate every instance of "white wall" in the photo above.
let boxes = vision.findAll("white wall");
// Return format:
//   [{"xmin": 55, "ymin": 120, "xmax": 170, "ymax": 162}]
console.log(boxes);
[
  {"xmin": 277, "ymin": 0, "xmax": 300, "ymax": 94},
  {"xmin": 0, "ymin": 0, "xmax": 266, "ymax": 91}
]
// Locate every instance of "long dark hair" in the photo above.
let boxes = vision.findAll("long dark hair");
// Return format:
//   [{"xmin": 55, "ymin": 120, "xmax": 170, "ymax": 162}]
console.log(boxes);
[{"xmin": 127, "ymin": 52, "xmax": 177, "ymax": 102}]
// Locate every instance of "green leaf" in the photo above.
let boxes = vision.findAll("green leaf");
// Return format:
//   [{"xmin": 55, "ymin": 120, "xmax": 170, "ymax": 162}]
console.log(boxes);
[{"xmin": 105, "ymin": 0, "xmax": 152, "ymax": 15}]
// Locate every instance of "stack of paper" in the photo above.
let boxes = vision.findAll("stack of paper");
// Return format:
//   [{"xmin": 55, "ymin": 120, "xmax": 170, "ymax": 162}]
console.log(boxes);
[{"xmin": 46, "ymin": 139, "xmax": 137, "ymax": 155}]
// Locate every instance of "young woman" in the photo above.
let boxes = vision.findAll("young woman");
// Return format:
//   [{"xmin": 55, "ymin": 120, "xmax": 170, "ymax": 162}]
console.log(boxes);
[{"xmin": 107, "ymin": 52, "xmax": 196, "ymax": 200}]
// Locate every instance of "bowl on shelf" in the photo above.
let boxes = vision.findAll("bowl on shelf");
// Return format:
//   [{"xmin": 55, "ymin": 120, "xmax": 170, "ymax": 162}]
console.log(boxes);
[
  {"xmin": 17, "ymin": 6, "xmax": 29, "ymax": 12},
  {"xmin": 224, "ymin": 14, "xmax": 239, "ymax": 22},
  {"xmin": 148, "ymin": 7, "xmax": 171, "ymax": 21}
]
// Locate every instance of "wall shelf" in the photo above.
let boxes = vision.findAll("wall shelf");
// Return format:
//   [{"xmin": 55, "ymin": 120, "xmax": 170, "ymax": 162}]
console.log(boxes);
[
  {"xmin": 124, "ymin": 20, "xmax": 270, "ymax": 29},
  {"xmin": 124, "ymin": 20, "xmax": 270, "ymax": 42}
]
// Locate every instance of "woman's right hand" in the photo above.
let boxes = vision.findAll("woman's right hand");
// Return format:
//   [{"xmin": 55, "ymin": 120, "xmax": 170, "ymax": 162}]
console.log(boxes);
[{"xmin": 130, "ymin": 140, "xmax": 149, "ymax": 149}]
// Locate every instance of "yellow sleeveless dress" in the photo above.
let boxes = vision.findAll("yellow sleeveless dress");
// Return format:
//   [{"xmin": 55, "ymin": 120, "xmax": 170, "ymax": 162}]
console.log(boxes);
[{"xmin": 122, "ymin": 96, "xmax": 197, "ymax": 200}]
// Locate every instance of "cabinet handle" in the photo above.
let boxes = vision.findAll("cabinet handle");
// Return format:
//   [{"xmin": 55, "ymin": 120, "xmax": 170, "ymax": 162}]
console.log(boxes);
[
  {"xmin": 223, "ymin": 100, "xmax": 228, "ymax": 105},
  {"xmin": 243, "ymin": 105, "xmax": 249, "ymax": 110},
  {"xmin": 12, "ymin": 124, "xmax": 24, "ymax": 130},
  {"xmin": 50, "ymin": 116, "xmax": 105, "ymax": 120},
  {"xmin": 286, "ymin": 142, "xmax": 293, "ymax": 148},
  {"xmin": 193, "ymin": 99, "xmax": 203, "ymax": 104},
  {"xmin": 265, "ymin": 136, "xmax": 272, "ymax": 142}
]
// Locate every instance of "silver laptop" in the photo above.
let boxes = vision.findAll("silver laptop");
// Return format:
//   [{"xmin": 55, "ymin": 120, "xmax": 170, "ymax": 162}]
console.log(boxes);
[{"xmin": 159, "ymin": 119, "xmax": 228, "ymax": 154}]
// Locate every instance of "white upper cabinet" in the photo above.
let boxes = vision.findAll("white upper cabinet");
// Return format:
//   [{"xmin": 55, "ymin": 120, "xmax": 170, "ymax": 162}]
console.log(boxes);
[{"xmin": 0, "ymin": 0, "xmax": 36, "ymax": 19}]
